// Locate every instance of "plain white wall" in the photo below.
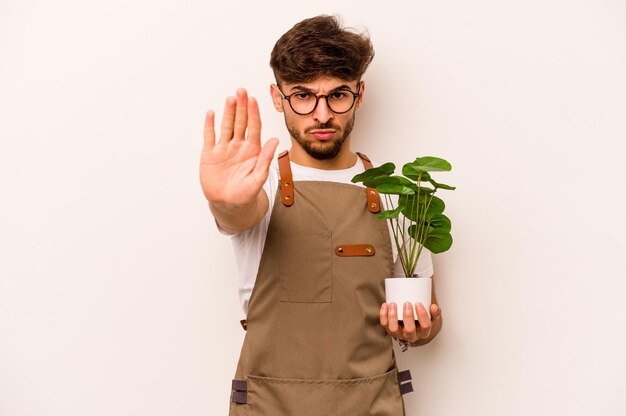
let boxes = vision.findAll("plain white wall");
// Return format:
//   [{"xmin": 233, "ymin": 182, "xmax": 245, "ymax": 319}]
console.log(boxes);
[{"xmin": 1, "ymin": 1, "xmax": 625, "ymax": 415}]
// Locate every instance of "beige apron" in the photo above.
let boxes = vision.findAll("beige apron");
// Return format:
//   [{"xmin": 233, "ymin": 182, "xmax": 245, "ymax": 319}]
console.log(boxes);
[{"xmin": 229, "ymin": 151, "xmax": 413, "ymax": 415}]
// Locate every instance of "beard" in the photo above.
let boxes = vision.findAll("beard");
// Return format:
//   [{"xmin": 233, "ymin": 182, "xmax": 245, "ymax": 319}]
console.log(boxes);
[{"xmin": 285, "ymin": 113, "xmax": 355, "ymax": 160}]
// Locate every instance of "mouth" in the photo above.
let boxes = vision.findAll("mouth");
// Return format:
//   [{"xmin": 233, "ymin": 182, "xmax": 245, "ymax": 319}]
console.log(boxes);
[{"xmin": 309, "ymin": 129, "xmax": 336, "ymax": 140}]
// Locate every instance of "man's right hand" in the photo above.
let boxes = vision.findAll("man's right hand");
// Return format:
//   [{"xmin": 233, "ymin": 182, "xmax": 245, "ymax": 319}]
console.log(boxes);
[{"xmin": 200, "ymin": 88, "xmax": 279, "ymax": 233}]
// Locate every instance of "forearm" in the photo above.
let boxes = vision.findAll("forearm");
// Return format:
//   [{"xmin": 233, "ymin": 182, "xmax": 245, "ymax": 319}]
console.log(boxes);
[{"xmin": 209, "ymin": 190, "xmax": 269, "ymax": 234}]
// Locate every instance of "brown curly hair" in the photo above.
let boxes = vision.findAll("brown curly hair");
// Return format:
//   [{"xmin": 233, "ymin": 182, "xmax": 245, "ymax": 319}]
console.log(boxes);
[{"xmin": 270, "ymin": 15, "xmax": 375, "ymax": 85}]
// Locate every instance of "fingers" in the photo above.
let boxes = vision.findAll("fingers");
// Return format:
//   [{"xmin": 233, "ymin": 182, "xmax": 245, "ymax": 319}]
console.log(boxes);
[
  {"xmin": 217, "ymin": 89, "xmax": 261, "ymax": 145},
  {"xmin": 415, "ymin": 303, "xmax": 432, "ymax": 338},
  {"xmin": 380, "ymin": 303, "xmax": 408, "ymax": 335},
  {"xmin": 247, "ymin": 97, "xmax": 262, "ymax": 145},
  {"xmin": 219, "ymin": 96, "xmax": 236, "ymax": 144},
  {"xmin": 233, "ymin": 88, "xmax": 248, "ymax": 140},
  {"xmin": 387, "ymin": 303, "xmax": 400, "ymax": 334},
  {"xmin": 430, "ymin": 303, "xmax": 442, "ymax": 321},
  {"xmin": 253, "ymin": 138, "xmax": 279, "ymax": 180},
  {"xmin": 379, "ymin": 303, "xmax": 389, "ymax": 328},
  {"xmin": 381, "ymin": 303, "xmax": 421, "ymax": 342},
  {"xmin": 401, "ymin": 303, "xmax": 418, "ymax": 342},
  {"xmin": 380, "ymin": 302, "xmax": 439, "ymax": 345},
  {"xmin": 415, "ymin": 303, "xmax": 430, "ymax": 323},
  {"xmin": 203, "ymin": 110, "xmax": 216, "ymax": 149}
]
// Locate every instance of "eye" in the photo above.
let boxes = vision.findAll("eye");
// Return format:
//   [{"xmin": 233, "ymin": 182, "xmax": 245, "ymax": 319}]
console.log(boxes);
[
  {"xmin": 330, "ymin": 91, "xmax": 348, "ymax": 100},
  {"xmin": 294, "ymin": 92, "xmax": 311, "ymax": 100}
]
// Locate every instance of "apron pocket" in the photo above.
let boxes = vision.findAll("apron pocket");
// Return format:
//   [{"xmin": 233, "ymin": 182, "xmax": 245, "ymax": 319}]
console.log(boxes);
[
  {"xmin": 279, "ymin": 228, "xmax": 332, "ymax": 303},
  {"xmin": 243, "ymin": 369, "xmax": 403, "ymax": 416}
]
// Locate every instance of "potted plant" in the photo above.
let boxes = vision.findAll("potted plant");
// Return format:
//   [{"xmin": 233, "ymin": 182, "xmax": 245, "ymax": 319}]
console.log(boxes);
[{"xmin": 352, "ymin": 156, "xmax": 455, "ymax": 321}]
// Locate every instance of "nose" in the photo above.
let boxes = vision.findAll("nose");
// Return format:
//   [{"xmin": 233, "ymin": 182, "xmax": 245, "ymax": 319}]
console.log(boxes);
[{"xmin": 312, "ymin": 96, "xmax": 334, "ymax": 124}]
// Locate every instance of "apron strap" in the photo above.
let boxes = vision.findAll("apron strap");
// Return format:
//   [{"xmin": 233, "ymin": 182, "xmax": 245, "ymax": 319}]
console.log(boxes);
[
  {"xmin": 397, "ymin": 369, "xmax": 414, "ymax": 395},
  {"xmin": 277, "ymin": 150, "xmax": 381, "ymax": 213},
  {"xmin": 277, "ymin": 150, "xmax": 294, "ymax": 207},
  {"xmin": 355, "ymin": 152, "xmax": 382, "ymax": 213},
  {"xmin": 231, "ymin": 379, "xmax": 248, "ymax": 404}
]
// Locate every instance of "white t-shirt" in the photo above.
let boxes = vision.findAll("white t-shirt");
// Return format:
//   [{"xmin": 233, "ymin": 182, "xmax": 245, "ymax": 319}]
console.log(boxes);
[{"xmin": 224, "ymin": 157, "xmax": 434, "ymax": 314}]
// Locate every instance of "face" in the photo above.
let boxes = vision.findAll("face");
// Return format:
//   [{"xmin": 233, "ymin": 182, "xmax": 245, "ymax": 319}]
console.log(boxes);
[{"xmin": 271, "ymin": 77, "xmax": 364, "ymax": 160}]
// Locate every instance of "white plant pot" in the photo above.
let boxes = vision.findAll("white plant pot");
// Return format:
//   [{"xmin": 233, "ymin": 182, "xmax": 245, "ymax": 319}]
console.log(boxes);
[{"xmin": 385, "ymin": 277, "xmax": 432, "ymax": 321}]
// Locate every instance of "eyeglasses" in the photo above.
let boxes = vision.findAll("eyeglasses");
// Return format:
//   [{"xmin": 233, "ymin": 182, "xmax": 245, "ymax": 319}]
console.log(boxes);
[{"xmin": 275, "ymin": 84, "xmax": 361, "ymax": 115}]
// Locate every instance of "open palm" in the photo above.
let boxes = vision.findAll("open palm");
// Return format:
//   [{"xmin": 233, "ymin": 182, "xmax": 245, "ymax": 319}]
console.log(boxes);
[{"xmin": 200, "ymin": 89, "xmax": 278, "ymax": 208}]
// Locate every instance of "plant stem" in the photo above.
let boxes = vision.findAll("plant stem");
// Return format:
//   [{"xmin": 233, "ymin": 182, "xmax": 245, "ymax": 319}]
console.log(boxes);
[
  {"xmin": 407, "ymin": 176, "xmax": 421, "ymax": 276},
  {"xmin": 400, "ymin": 195, "xmax": 409, "ymax": 275},
  {"xmin": 385, "ymin": 193, "xmax": 408, "ymax": 276},
  {"xmin": 417, "ymin": 191, "xmax": 435, "ymax": 267}
]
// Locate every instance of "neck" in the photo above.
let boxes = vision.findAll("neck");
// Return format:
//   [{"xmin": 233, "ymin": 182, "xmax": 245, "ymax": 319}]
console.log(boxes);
[{"xmin": 289, "ymin": 139, "xmax": 357, "ymax": 170}]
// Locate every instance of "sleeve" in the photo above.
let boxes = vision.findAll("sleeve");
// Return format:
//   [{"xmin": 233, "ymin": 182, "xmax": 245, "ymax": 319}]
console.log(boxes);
[
  {"xmin": 214, "ymin": 218, "xmax": 236, "ymax": 236},
  {"xmin": 229, "ymin": 163, "xmax": 279, "ymax": 313}
]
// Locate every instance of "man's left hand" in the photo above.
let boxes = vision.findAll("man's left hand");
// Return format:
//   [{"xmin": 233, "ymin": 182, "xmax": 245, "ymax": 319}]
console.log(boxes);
[{"xmin": 379, "ymin": 302, "xmax": 441, "ymax": 344}]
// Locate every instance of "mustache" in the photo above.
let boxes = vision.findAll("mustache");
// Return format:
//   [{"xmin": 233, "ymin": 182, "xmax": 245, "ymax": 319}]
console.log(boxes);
[{"xmin": 305, "ymin": 122, "xmax": 341, "ymax": 133}]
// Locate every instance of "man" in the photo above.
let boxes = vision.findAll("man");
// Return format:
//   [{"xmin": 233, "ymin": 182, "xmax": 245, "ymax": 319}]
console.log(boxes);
[{"xmin": 200, "ymin": 15, "xmax": 442, "ymax": 415}]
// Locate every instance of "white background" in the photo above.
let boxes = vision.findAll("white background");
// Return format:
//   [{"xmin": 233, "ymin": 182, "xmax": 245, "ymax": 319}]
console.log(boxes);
[{"xmin": 1, "ymin": 1, "xmax": 625, "ymax": 415}]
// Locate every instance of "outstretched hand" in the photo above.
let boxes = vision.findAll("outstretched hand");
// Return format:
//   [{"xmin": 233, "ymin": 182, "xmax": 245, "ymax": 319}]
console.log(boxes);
[{"xmin": 200, "ymin": 88, "xmax": 279, "ymax": 208}]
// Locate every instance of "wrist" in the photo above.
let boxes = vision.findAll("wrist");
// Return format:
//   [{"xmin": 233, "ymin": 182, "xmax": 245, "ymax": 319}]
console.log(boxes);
[{"xmin": 208, "ymin": 192, "xmax": 267, "ymax": 233}]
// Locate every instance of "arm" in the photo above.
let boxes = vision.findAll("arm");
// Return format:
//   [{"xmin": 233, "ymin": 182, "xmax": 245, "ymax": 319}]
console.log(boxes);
[
  {"xmin": 379, "ymin": 275, "xmax": 443, "ymax": 346},
  {"xmin": 200, "ymin": 89, "xmax": 279, "ymax": 233}
]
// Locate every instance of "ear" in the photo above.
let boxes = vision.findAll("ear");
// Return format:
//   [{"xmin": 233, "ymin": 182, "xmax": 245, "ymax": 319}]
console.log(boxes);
[
  {"xmin": 270, "ymin": 84, "xmax": 284, "ymax": 113},
  {"xmin": 355, "ymin": 80, "xmax": 365, "ymax": 110}
]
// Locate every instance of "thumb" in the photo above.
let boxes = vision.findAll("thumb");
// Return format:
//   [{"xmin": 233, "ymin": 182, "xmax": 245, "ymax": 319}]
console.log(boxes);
[{"xmin": 253, "ymin": 138, "xmax": 279, "ymax": 179}]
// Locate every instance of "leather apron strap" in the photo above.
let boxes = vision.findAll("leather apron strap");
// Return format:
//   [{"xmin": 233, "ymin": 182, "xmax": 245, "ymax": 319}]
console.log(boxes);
[
  {"xmin": 277, "ymin": 150, "xmax": 294, "ymax": 206},
  {"xmin": 355, "ymin": 152, "xmax": 382, "ymax": 213},
  {"xmin": 277, "ymin": 151, "xmax": 381, "ymax": 213}
]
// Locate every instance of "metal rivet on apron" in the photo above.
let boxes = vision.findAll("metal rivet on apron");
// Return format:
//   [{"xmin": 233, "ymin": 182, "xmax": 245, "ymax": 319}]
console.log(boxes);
[
  {"xmin": 366, "ymin": 247, "xmax": 372, "ymax": 253},
  {"xmin": 285, "ymin": 195, "xmax": 291, "ymax": 200},
  {"xmin": 338, "ymin": 247, "xmax": 344, "ymax": 253},
  {"xmin": 284, "ymin": 182, "xmax": 291, "ymax": 187},
  {"xmin": 371, "ymin": 203, "xmax": 377, "ymax": 209},
  {"xmin": 370, "ymin": 190, "xmax": 376, "ymax": 195}
]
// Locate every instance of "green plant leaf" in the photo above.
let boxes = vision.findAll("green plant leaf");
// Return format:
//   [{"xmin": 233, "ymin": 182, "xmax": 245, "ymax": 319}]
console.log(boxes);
[
  {"xmin": 351, "ymin": 163, "xmax": 395, "ymax": 183},
  {"xmin": 362, "ymin": 175, "xmax": 395, "ymax": 188},
  {"xmin": 376, "ymin": 205, "xmax": 402, "ymax": 220},
  {"xmin": 424, "ymin": 229, "xmax": 453, "ymax": 253},
  {"xmin": 426, "ymin": 213, "xmax": 452, "ymax": 232},
  {"xmin": 363, "ymin": 175, "xmax": 416, "ymax": 190},
  {"xmin": 425, "ymin": 195, "xmax": 446, "ymax": 216},
  {"xmin": 428, "ymin": 178, "xmax": 456, "ymax": 190},
  {"xmin": 402, "ymin": 164, "xmax": 432, "ymax": 182},
  {"xmin": 407, "ymin": 224, "xmax": 426, "ymax": 245},
  {"xmin": 391, "ymin": 176, "xmax": 416, "ymax": 188},
  {"xmin": 376, "ymin": 183, "xmax": 415, "ymax": 195},
  {"xmin": 401, "ymin": 194, "xmax": 445, "ymax": 220},
  {"xmin": 408, "ymin": 214, "xmax": 452, "ymax": 242},
  {"xmin": 411, "ymin": 156, "xmax": 452, "ymax": 172},
  {"xmin": 399, "ymin": 194, "xmax": 421, "ymax": 221},
  {"xmin": 375, "ymin": 195, "xmax": 407, "ymax": 220}
]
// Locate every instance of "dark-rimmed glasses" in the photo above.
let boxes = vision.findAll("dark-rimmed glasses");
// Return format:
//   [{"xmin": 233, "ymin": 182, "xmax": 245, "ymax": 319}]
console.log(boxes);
[{"xmin": 275, "ymin": 84, "xmax": 361, "ymax": 115}]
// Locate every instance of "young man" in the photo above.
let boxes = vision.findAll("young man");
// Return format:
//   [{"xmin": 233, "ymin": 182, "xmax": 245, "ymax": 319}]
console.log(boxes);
[{"xmin": 200, "ymin": 15, "xmax": 442, "ymax": 415}]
